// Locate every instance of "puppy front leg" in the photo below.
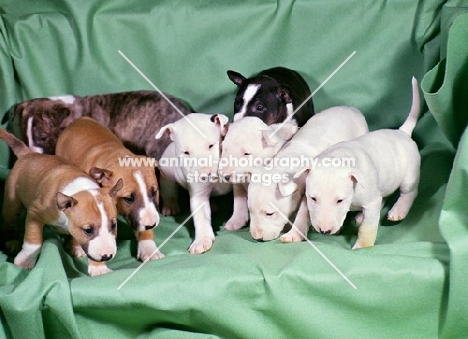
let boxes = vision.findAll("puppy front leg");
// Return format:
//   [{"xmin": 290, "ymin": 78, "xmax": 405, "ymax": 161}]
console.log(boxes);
[
  {"xmin": 70, "ymin": 237, "xmax": 86, "ymax": 257},
  {"xmin": 352, "ymin": 198, "xmax": 381, "ymax": 249},
  {"xmin": 387, "ymin": 189, "xmax": 418, "ymax": 222},
  {"xmin": 188, "ymin": 185, "xmax": 215, "ymax": 254},
  {"xmin": 14, "ymin": 214, "xmax": 43, "ymax": 269},
  {"xmin": 135, "ymin": 229, "xmax": 165, "ymax": 261},
  {"xmin": 224, "ymin": 183, "xmax": 249, "ymax": 231},
  {"xmin": 281, "ymin": 196, "xmax": 309, "ymax": 243}
]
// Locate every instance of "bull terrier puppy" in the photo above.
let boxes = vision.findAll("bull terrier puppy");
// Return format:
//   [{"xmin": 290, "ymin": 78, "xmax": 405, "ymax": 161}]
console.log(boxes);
[
  {"xmin": 297, "ymin": 77, "xmax": 421, "ymax": 249},
  {"xmin": 218, "ymin": 117, "xmax": 298, "ymax": 230},
  {"xmin": 15, "ymin": 90, "xmax": 189, "ymax": 159},
  {"xmin": 247, "ymin": 106, "xmax": 369, "ymax": 241},
  {"xmin": 55, "ymin": 117, "xmax": 163, "ymax": 261},
  {"xmin": 155, "ymin": 113, "xmax": 230, "ymax": 254},
  {"xmin": 0, "ymin": 128, "xmax": 122, "ymax": 276},
  {"xmin": 227, "ymin": 67, "xmax": 314, "ymax": 126}
]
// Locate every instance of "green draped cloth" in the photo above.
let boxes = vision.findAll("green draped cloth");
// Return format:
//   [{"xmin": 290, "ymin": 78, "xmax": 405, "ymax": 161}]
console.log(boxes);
[{"xmin": 1, "ymin": 1, "xmax": 468, "ymax": 338}]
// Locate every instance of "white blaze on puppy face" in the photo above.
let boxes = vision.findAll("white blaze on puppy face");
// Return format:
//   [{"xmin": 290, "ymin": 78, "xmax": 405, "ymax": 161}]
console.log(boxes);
[
  {"xmin": 233, "ymin": 84, "xmax": 261, "ymax": 121},
  {"xmin": 86, "ymin": 192, "xmax": 117, "ymax": 262},
  {"xmin": 134, "ymin": 170, "xmax": 159, "ymax": 230},
  {"xmin": 304, "ymin": 168, "xmax": 355, "ymax": 235},
  {"xmin": 48, "ymin": 95, "xmax": 76, "ymax": 105},
  {"xmin": 27, "ymin": 117, "xmax": 44, "ymax": 153}
]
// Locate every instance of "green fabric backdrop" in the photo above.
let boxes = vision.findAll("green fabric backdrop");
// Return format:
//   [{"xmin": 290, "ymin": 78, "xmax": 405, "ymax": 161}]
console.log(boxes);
[{"xmin": 0, "ymin": 1, "xmax": 467, "ymax": 338}]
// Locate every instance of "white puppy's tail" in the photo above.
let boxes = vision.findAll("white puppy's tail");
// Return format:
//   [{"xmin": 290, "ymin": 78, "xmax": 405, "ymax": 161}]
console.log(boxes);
[{"xmin": 399, "ymin": 77, "xmax": 421, "ymax": 136}]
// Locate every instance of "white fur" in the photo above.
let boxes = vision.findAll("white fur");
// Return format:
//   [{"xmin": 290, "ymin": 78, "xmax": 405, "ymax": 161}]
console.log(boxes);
[
  {"xmin": 219, "ymin": 117, "xmax": 298, "ymax": 231},
  {"xmin": 302, "ymin": 79, "xmax": 421, "ymax": 249},
  {"xmin": 233, "ymin": 84, "xmax": 261, "ymax": 121},
  {"xmin": 61, "ymin": 177, "xmax": 99, "ymax": 196},
  {"xmin": 247, "ymin": 106, "xmax": 369, "ymax": 241},
  {"xmin": 137, "ymin": 239, "xmax": 164, "ymax": 261},
  {"xmin": 86, "ymin": 192, "xmax": 116, "ymax": 261},
  {"xmin": 134, "ymin": 171, "xmax": 159, "ymax": 230},
  {"xmin": 48, "ymin": 95, "xmax": 76, "ymax": 105},
  {"xmin": 27, "ymin": 117, "xmax": 44, "ymax": 153},
  {"xmin": 14, "ymin": 242, "xmax": 42, "ymax": 269},
  {"xmin": 156, "ymin": 113, "xmax": 231, "ymax": 254}
]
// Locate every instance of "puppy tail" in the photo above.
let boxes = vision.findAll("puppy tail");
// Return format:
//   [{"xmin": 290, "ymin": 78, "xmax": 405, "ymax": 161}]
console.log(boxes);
[
  {"xmin": 399, "ymin": 77, "xmax": 421, "ymax": 136},
  {"xmin": 0, "ymin": 128, "xmax": 31, "ymax": 158}
]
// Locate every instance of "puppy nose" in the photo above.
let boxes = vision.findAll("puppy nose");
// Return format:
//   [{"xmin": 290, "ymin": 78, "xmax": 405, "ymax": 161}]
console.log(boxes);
[
  {"xmin": 145, "ymin": 224, "xmax": 156, "ymax": 230},
  {"xmin": 101, "ymin": 254, "xmax": 113, "ymax": 261},
  {"xmin": 254, "ymin": 238, "xmax": 265, "ymax": 242},
  {"xmin": 320, "ymin": 229, "xmax": 332, "ymax": 235}
]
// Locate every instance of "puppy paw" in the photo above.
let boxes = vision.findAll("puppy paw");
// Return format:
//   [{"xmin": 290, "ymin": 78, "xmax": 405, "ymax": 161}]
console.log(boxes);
[
  {"xmin": 88, "ymin": 264, "xmax": 113, "ymax": 276},
  {"xmin": 280, "ymin": 230, "xmax": 303, "ymax": 243},
  {"xmin": 71, "ymin": 245, "xmax": 87, "ymax": 258},
  {"xmin": 162, "ymin": 197, "xmax": 180, "ymax": 216},
  {"xmin": 14, "ymin": 251, "xmax": 38, "ymax": 270},
  {"xmin": 387, "ymin": 206, "xmax": 408, "ymax": 222},
  {"xmin": 352, "ymin": 240, "xmax": 375, "ymax": 250},
  {"xmin": 224, "ymin": 217, "xmax": 247, "ymax": 231},
  {"xmin": 137, "ymin": 239, "xmax": 165, "ymax": 262},
  {"xmin": 189, "ymin": 236, "xmax": 214, "ymax": 254}
]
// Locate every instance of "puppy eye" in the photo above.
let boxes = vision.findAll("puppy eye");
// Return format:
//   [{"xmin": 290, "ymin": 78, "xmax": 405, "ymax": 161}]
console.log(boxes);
[
  {"xmin": 311, "ymin": 197, "xmax": 317, "ymax": 202},
  {"xmin": 111, "ymin": 221, "xmax": 117, "ymax": 231},
  {"xmin": 337, "ymin": 199, "xmax": 343, "ymax": 204},
  {"xmin": 209, "ymin": 144, "xmax": 214, "ymax": 149},
  {"xmin": 234, "ymin": 99, "xmax": 242, "ymax": 107},
  {"xmin": 244, "ymin": 152, "xmax": 252, "ymax": 156},
  {"xmin": 183, "ymin": 151, "xmax": 190, "ymax": 155},
  {"xmin": 256, "ymin": 104, "xmax": 264, "ymax": 112},
  {"xmin": 123, "ymin": 194, "xmax": 135, "ymax": 203},
  {"xmin": 150, "ymin": 187, "xmax": 158, "ymax": 197},
  {"xmin": 265, "ymin": 212, "xmax": 274, "ymax": 217},
  {"xmin": 83, "ymin": 226, "xmax": 94, "ymax": 236}
]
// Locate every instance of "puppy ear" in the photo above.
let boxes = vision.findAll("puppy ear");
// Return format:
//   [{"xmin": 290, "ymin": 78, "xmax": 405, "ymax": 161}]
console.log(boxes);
[
  {"xmin": 56, "ymin": 192, "xmax": 78, "ymax": 211},
  {"xmin": 349, "ymin": 169, "xmax": 365, "ymax": 189},
  {"xmin": 278, "ymin": 180, "xmax": 298, "ymax": 197},
  {"xmin": 261, "ymin": 129, "xmax": 280, "ymax": 148},
  {"xmin": 109, "ymin": 178, "xmax": 123, "ymax": 198},
  {"xmin": 13, "ymin": 102, "xmax": 27, "ymax": 121},
  {"xmin": 155, "ymin": 123, "xmax": 175, "ymax": 141},
  {"xmin": 293, "ymin": 167, "xmax": 310, "ymax": 179},
  {"xmin": 227, "ymin": 70, "xmax": 246, "ymax": 86},
  {"xmin": 89, "ymin": 167, "xmax": 113, "ymax": 185},
  {"xmin": 276, "ymin": 85, "xmax": 293, "ymax": 104},
  {"xmin": 57, "ymin": 108, "xmax": 75, "ymax": 133},
  {"xmin": 211, "ymin": 114, "xmax": 229, "ymax": 136},
  {"xmin": 269, "ymin": 123, "xmax": 298, "ymax": 141}
]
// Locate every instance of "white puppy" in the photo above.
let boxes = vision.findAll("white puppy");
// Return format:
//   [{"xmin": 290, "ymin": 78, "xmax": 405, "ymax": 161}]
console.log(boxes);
[
  {"xmin": 219, "ymin": 117, "xmax": 298, "ymax": 230},
  {"xmin": 297, "ymin": 77, "xmax": 421, "ymax": 249},
  {"xmin": 156, "ymin": 113, "xmax": 231, "ymax": 254},
  {"xmin": 248, "ymin": 106, "xmax": 369, "ymax": 241}
]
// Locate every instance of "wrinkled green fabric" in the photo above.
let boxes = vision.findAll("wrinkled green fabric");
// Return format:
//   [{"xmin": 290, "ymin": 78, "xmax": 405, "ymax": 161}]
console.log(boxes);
[{"xmin": 0, "ymin": 0, "xmax": 467, "ymax": 338}]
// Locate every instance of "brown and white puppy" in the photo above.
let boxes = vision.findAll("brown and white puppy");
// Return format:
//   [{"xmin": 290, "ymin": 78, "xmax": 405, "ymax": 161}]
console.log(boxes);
[
  {"xmin": 0, "ymin": 128, "xmax": 122, "ymax": 276},
  {"xmin": 55, "ymin": 117, "xmax": 163, "ymax": 261},
  {"xmin": 15, "ymin": 91, "xmax": 189, "ymax": 159}
]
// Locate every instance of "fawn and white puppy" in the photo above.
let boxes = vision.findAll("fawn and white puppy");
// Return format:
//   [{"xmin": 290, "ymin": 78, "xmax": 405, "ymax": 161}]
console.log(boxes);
[
  {"xmin": 248, "ymin": 106, "xmax": 369, "ymax": 241},
  {"xmin": 55, "ymin": 117, "xmax": 163, "ymax": 261},
  {"xmin": 297, "ymin": 77, "xmax": 421, "ymax": 249},
  {"xmin": 156, "ymin": 113, "xmax": 230, "ymax": 254},
  {"xmin": 218, "ymin": 117, "xmax": 298, "ymax": 230},
  {"xmin": 0, "ymin": 128, "xmax": 122, "ymax": 276}
]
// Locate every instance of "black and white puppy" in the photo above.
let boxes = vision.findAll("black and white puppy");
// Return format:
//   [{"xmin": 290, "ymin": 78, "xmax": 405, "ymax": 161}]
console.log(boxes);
[{"xmin": 227, "ymin": 67, "xmax": 314, "ymax": 127}]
